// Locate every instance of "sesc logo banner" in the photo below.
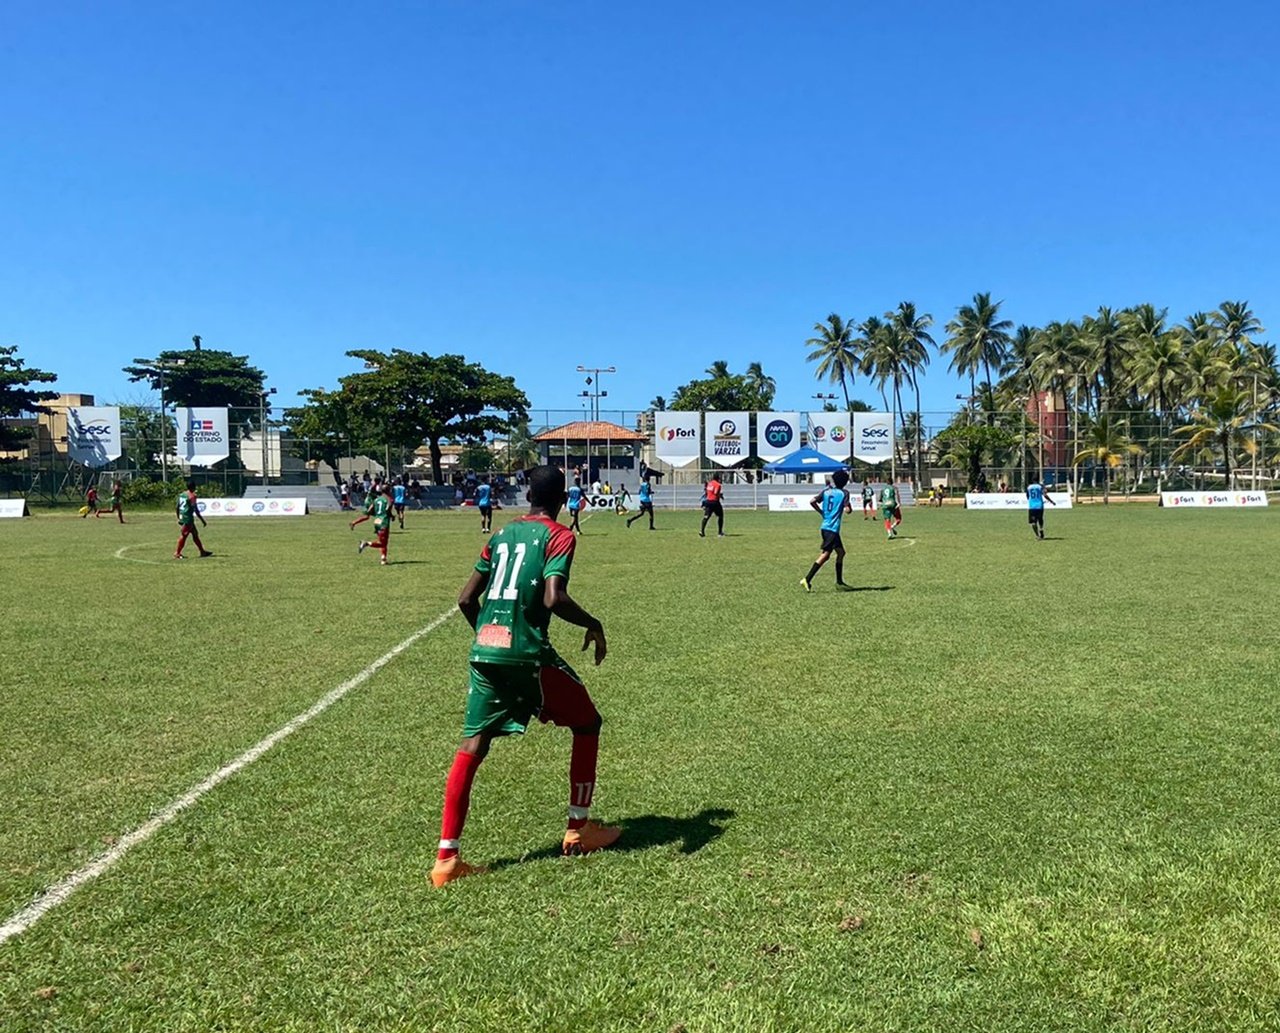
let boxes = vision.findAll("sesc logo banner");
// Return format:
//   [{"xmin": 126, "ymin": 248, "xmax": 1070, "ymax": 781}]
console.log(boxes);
[
  {"xmin": 175, "ymin": 407, "xmax": 230, "ymax": 467},
  {"xmin": 66, "ymin": 407, "xmax": 122, "ymax": 468},
  {"xmin": 852, "ymin": 412, "xmax": 894, "ymax": 465},
  {"xmin": 756, "ymin": 412, "xmax": 799, "ymax": 462},
  {"xmin": 706, "ymin": 411, "xmax": 748, "ymax": 467},
  {"xmin": 655, "ymin": 412, "xmax": 701, "ymax": 468},
  {"xmin": 806, "ymin": 412, "xmax": 851, "ymax": 459}
]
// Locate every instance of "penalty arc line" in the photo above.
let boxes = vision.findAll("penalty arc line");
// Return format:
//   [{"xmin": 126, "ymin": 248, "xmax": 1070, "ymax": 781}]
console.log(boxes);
[
  {"xmin": 0, "ymin": 605, "xmax": 460, "ymax": 947},
  {"xmin": 114, "ymin": 542, "xmax": 169, "ymax": 565}
]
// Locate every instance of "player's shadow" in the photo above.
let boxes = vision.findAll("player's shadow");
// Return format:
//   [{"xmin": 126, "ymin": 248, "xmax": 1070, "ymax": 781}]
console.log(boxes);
[
  {"xmin": 487, "ymin": 807, "xmax": 735, "ymax": 871},
  {"xmin": 838, "ymin": 585, "xmax": 893, "ymax": 592},
  {"xmin": 1039, "ymin": 536, "xmax": 1065, "ymax": 541}
]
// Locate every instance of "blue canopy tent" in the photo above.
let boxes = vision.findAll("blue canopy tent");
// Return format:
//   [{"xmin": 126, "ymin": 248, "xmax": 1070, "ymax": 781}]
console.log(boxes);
[{"xmin": 763, "ymin": 447, "xmax": 849, "ymax": 475}]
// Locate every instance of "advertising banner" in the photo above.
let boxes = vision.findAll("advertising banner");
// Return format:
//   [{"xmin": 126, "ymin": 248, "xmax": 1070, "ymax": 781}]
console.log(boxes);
[
  {"xmin": 67, "ymin": 406, "xmax": 122, "ymax": 468},
  {"xmin": 965, "ymin": 493, "xmax": 1073, "ymax": 510},
  {"xmin": 176, "ymin": 407, "xmax": 230, "ymax": 467},
  {"xmin": 654, "ymin": 412, "xmax": 702, "ymax": 468},
  {"xmin": 706, "ymin": 411, "xmax": 749, "ymax": 466},
  {"xmin": 806, "ymin": 412, "xmax": 852, "ymax": 458},
  {"xmin": 767, "ymin": 493, "xmax": 809, "ymax": 512},
  {"xmin": 756, "ymin": 412, "xmax": 799, "ymax": 462},
  {"xmin": 0, "ymin": 499, "xmax": 28, "ymax": 518},
  {"xmin": 200, "ymin": 497, "xmax": 308, "ymax": 516},
  {"xmin": 852, "ymin": 412, "xmax": 894, "ymax": 465},
  {"xmin": 1160, "ymin": 491, "xmax": 1268, "ymax": 508}
]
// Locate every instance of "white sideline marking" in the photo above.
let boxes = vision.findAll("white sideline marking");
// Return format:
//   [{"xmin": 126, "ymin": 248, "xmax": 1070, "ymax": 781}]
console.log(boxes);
[
  {"xmin": 114, "ymin": 542, "xmax": 167, "ymax": 565},
  {"xmin": 0, "ymin": 605, "xmax": 459, "ymax": 946}
]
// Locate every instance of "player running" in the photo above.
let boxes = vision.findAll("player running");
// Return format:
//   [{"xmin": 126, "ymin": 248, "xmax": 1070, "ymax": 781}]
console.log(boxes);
[
  {"xmin": 174, "ymin": 480, "xmax": 212, "ymax": 559},
  {"xmin": 1026, "ymin": 475, "xmax": 1056, "ymax": 540},
  {"xmin": 613, "ymin": 483, "xmax": 631, "ymax": 515},
  {"xmin": 861, "ymin": 483, "xmax": 876, "ymax": 520},
  {"xmin": 476, "ymin": 478, "xmax": 495, "ymax": 534},
  {"xmin": 358, "ymin": 484, "xmax": 394, "ymax": 565},
  {"xmin": 880, "ymin": 483, "xmax": 902, "ymax": 539},
  {"xmin": 626, "ymin": 478, "xmax": 656, "ymax": 530},
  {"xmin": 392, "ymin": 478, "xmax": 407, "ymax": 528},
  {"xmin": 430, "ymin": 465, "xmax": 620, "ymax": 887},
  {"xmin": 349, "ymin": 481, "xmax": 377, "ymax": 531},
  {"xmin": 79, "ymin": 485, "xmax": 99, "ymax": 518},
  {"xmin": 99, "ymin": 480, "xmax": 125, "ymax": 523},
  {"xmin": 802, "ymin": 469, "xmax": 853, "ymax": 591},
  {"xmin": 566, "ymin": 478, "xmax": 584, "ymax": 534},
  {"xmin": 699, "ymin": 475, "xmax": 724, "ymax": 537}
]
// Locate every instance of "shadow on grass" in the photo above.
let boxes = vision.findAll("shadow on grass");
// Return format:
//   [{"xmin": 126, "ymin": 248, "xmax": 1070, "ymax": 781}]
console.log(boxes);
[
  {"xmin": 838, "ymin": 584, "xmax": 893, "ymax": 592},
  {"xmin": 488, "ymin": 808, "xmax": 735, "ymax": 871}
]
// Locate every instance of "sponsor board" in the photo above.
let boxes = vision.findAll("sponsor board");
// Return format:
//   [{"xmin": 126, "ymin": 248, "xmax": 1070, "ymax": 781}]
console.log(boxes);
[
  {"xmin": 706, "ymin": 411, "xmax": 748, "ymax": 466},
  {"xmin": 807, "ymin": 412, "xmax": 851, "ymax": 458},
  {"xmin": 655, "ymin": 412, "xmax": 702, "ymax": 468},
  {"xmin": 965, "ymin": 492, "xmax": 1073, "ymax": 510},
  {"xmin": 175, "ymin": 407, "xmax": 230, "ymax": 466},
  {"xmin": 199, "ymin": 497, "xmax": 309, "ymax": 516},
  {"xmin": 767, "ymin": 494, "xmax": 808, "ymax": 512},
  {"xmin": 1160, "ymin": 491, "xmax": 1269, "ymax": 508},
  {"xmin": 852, "ymin": 412, "xmax": 893, "ymax": 465},
  {"xmin": 67, "ymin": 406, "xmax": 122, "ymax": 468},
  {"xmin": 0, "ymin": 498, "xmax": 28, "ymax": 518},
  {"xmin": 757, "ymin": 412, "xmax": 799, "ymax": 462}
]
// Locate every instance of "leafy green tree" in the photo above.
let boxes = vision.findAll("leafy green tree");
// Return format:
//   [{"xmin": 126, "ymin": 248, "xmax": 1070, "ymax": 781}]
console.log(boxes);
[
  {"xmin": 458, "ymin": 439, "xmax": 497, "ymax": 472},
  {"xmin": 500, "ymin": 421, "xmax": 540, "ymax": 471},
  {"xmin": 339, "ymin": 350, "xmax": 529, "ymax": 484},
  {"xmin": 117, "ymin": 403, "xmax": 174, "ymax": 473},
  {"xmin": 0, "ymin": 346, "xmax": 57, "ymax": 455},
  {"xmin": 744, "ymin": 362, "xmax": 777, "ymax": 409},
  {"xmin": 932, "ymin": 421, "xmax": 1020, "ymax": 491},
  {"xmin": 123, "ymin": 344, "xmax": 267, "ymax": 413},
  {"xmin": 283, "ymin": 387, "xmax": 376, "ymax": 471},
  {"xmin": 805, "ymin": 314, "xmax": 860, "ymax": 409},
  {"xmin": 943, "ymin": 292, "xmax": 1013, "ymax": 419},
  {"xmin": 1172, "ymin": 386, "xmax": 1278, "ymax": 487},
  {"xmin": 1073, "ymin": 414, "xmax": 1142, "ymax": 503},
  {"xmin": 668, "ymin": 371, "xmax": 772, "ymax": 412}
]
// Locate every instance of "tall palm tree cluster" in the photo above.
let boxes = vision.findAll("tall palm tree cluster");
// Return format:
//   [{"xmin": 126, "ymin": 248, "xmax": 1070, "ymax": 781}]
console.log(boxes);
[{"xmin": 806, "ymin": 294, "xmax": 1280, "ymax": 490}]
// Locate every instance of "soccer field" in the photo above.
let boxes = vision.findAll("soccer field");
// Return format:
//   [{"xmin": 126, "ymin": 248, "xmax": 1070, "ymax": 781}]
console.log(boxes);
[{"xmin": 2, "ymin": 504, "xmax": 1278, "ymax": 1032}]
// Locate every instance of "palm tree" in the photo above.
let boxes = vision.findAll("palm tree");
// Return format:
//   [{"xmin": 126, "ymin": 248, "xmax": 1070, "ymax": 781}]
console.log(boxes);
[
  {"xmin": 1212, "ymin": 300, "xmax": 1263, "ymax": 353},
  {"xmin": 805, "ymin": 314, "xmax": 860, "ymax": 410},
  {"xmin": 890, "ymin": 302, "xmax": 934, "ymax": 488},
  {"xmin": 1079, "ymin": 307, "xmax": 1132, "ymax": 419},
  {"xmin": 744, "ymin": 361, "xmax": 776, "ymax": 408},
  {"xmin": 1172, "ymin": 385, "xmax": 1278, "ymax": 487},
  {"xmin": 649, "ymin": 395, "xmax": 667, "ymax": 412},
  {"xmin": 857, "ymin": 316, "xmax": 893, "ymax": 412},
  {"xmin": 502, "ymin": 420, "xmax": 540, "ymax": 471},
  {"xmin": 1073, "ymin": 414, "xmax": 1142, "ymax": 503},
  {"xmin": 943, "ymin": 292, "xmax": 1013, "ymax": 420}
]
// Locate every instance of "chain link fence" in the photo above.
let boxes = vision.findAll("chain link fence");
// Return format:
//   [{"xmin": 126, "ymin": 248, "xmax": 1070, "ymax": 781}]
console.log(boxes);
[{"xmin": 3, "ymin": 405, "xmax": 1276, "ymax": 505}]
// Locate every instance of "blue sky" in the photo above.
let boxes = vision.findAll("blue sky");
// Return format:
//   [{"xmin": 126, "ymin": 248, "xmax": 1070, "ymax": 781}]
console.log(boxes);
[{"xmin": 4, "ymin": 0, "xmax": 1278, "ymax": 419}]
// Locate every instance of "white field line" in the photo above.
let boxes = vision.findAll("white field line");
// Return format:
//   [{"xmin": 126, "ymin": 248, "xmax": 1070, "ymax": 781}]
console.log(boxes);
[
  {"xmin": 114, "ymin": 542, "xmax": 168, "ymax": 565},
  {"xmin": 0, "ymin": 605, "xmax": 459, "ymax": 946}
]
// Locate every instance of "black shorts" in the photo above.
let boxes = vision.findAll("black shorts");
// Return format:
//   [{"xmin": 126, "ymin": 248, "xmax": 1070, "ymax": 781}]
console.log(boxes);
[
  {"xmin": 638, "ymin": 501, "xmax": 654, "ymax": 514},
  {"xmin": 479, "ymin": 505, "xmax": 492, "ymax": 517},
  {"xmin": 703, "ymin": 500, "xmax": 724, "ymax": 517},
  {"xmin": 1029, "ymin": 509, "xmax": 1044, "ymax": 526},
  {"xmin": 820, "ymin": 529, "xmax": 844, "ymax": 553},
  {"xmin": 394, "ymin": 502, "xmax": 405, "ymax": 513}
]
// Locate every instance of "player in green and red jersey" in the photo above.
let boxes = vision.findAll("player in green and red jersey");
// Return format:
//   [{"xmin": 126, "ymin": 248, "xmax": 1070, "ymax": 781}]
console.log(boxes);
[
  {"xmin": 174, "ymin": 480, "xmax": 212, "ymax": 559},
  {"xmin": 431, "ymin": 465, "xmax": 621, "ymax": 888},
  {"xmin": 79, "ymin": 485, "xmax": 99, "ymax": 518},
  {"xmin": 880, "ymin": 483, "xmax": 902, "ymax": 539},
  {"xmin": 357, "ymin": 484, "xmax": 394, "ymax": 565},
  {"xmin": 100, "ymin": 480, "xmax": 125, "ymax": 523},
  {"xmin": 349, "ymin": 481, "xmax": 377, "ymax": 531}
]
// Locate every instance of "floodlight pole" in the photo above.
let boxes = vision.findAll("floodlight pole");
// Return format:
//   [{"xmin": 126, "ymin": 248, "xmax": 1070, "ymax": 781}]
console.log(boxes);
[
  {"xmin": 133, "ymin": 356, "xmax": 187, "ymax": 482},
  {"xmin": 259, "ymin": 387, "xmax": 277, "ymax": 485},
  {"xmin": 576, "ymin": 365, "xmax": 616, "ymax": 421}
]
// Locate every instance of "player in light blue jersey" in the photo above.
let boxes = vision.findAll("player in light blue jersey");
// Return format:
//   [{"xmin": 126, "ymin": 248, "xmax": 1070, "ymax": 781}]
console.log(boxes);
[
  {"xmin": 392, "ymin": 478, "xmax": 407, "ymax": 528},
  {"xmin": 1026, "ymin": 475, "xmax": 1056, "ymax": 540},
  {"xmin": 476, "ymin": 479, "xmax": 495, "ymax": 534},
  {"xmin": 802, "ymin": 469, "xmax": 853, "ymax": 591},
  {"xmin": 566, "ymin": 479, "xmax": 585, "ymax": 534},
  {"xmin": 627, "ymin": 478, "xmax": 655, "ymax": 530}
]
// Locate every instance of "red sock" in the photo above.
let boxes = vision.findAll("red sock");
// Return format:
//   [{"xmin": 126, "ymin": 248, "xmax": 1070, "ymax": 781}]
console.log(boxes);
[
  {"xmin": 567, "ymin": 734, "xmax": 599, "ymax": 830},
  {"xmin": 438, "ymin": 750, "xmax": 484, "ymax": 859},
  {"xmin": 175, "ymin": 535, "xmax": 186, "ymax": 556},
  {"xmin": 884, "ymin": 518, "xmax": 892, "ymax": 531}
]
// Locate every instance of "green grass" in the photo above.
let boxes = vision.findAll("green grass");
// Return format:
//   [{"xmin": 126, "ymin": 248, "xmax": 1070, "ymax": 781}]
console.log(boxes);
[{"xmin": 2, "ymin": 503, "xmax": 1279, "ymax": 1032}]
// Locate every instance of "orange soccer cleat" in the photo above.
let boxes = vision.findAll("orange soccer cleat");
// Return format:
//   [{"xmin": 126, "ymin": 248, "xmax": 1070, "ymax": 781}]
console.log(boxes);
[
  {"xmin": 562, "ymin": 820, "xmax": 622, "ymax": 856},
  {"xmin": 430, "ymin": 856, "xmax": 487, "ymax": 888}
]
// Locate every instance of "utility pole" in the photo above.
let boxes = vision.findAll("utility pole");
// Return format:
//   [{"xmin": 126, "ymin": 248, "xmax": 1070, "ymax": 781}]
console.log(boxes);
[
  {"xmin": 132, "ymin": 356, "xmax": 187, "ymax": 482},
  {"xmin": 258, "ymin": 387, "xmax": 277, "ymax": 485}
]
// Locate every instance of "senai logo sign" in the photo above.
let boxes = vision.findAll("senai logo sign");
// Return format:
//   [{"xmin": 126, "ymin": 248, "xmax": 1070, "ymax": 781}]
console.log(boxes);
[{"xmin": 659, "ymin": 425, "xmax": 697, "ymax": 441}]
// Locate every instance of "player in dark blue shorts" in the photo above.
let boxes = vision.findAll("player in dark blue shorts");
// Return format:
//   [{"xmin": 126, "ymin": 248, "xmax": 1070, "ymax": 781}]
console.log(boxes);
[
  {"xmin": 1026, "ymin": 475, "xmax": 1055, "ymax": 540},
  {"xmin": 802, "ymin": 469, "xmax": 853, "ymax": 591}
]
